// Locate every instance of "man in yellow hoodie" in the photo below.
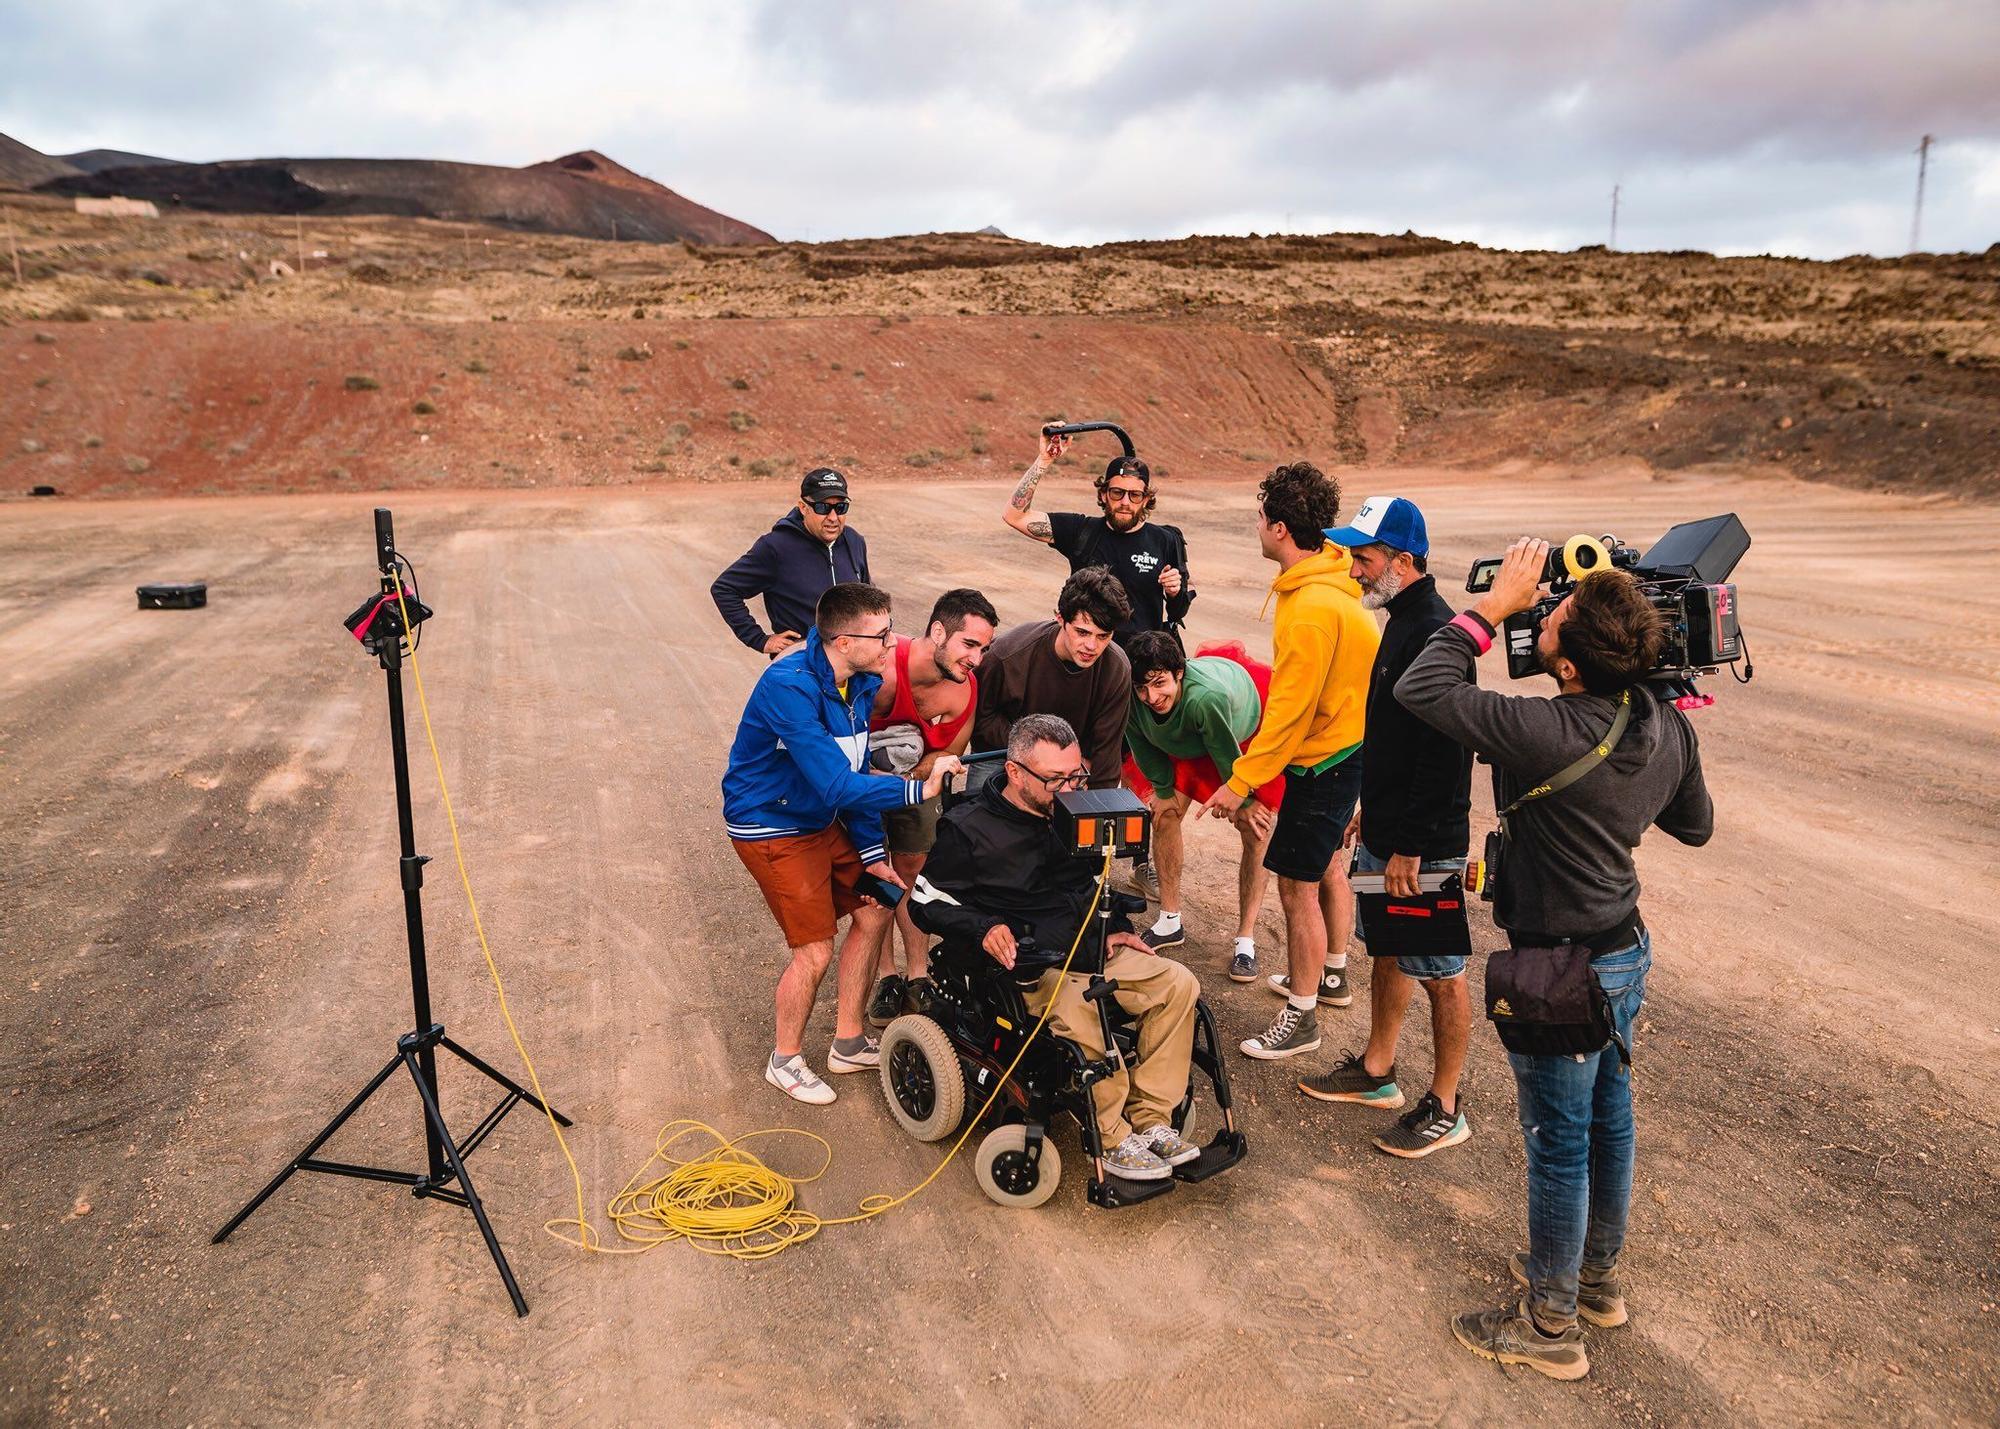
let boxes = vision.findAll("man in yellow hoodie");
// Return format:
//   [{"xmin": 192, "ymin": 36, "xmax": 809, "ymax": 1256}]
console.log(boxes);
[{"xmin": 1207, "ymin": 463, "xmax": 1381, "ymax": 1060}]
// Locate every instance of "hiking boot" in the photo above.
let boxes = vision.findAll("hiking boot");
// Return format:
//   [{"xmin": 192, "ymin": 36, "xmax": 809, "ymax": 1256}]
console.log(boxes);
[
  {"xmin": 1141, "ymin": 921, "xmax": 1186, "ymax": 953},
  {"xmin": 1374, "ymin": 1090, "xmax": 1470, "ymax": 1158},
  {"xmin": 1299, "ymin": 1050, "xmax": 1406, "ymax": 1108},
  {"xmin": 1140, "ymin": 1123, "xmax": 1203, "ymax": 1167},
  {"xmin": 1103, "ymin": 1132, "xmax": 1173, "ymax": 1181},
  {"xmin": 765, "ymin": 1054, "xmax": 836, "ymax": 1106},
  {"xmin": 1131, "ymin": 860, "xmax": 1161, "ymax": 903},
  {"xmin": 1266, "ymin": 966, "xmax": 1352, "ymax": 1007},
  {"xmin": 1450, "ymin": 1300, "xmax": 1589, "ymax": 1382},
  {"xmin": 826, "ymin": 1037, "xmax": 881, "ymax": 1074},
  {"xmin": 866, "ymin": 975, "xmax": 907, "ymax": 1029},
  {"xmin": 1239, "ymin": 1004, "xmax": 1321, "ymax": 1060},
  {"xmin": 1227, "ymin": 948, "xmax": 1259, "ymax": 983},
  {"xmin": 1510, "ymin": 1254, "xmax": 1629, "ymax": 1328}
]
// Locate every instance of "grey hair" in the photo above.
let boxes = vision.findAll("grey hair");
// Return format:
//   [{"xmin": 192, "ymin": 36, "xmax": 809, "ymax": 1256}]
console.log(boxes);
[{"xmin": 1006, "ymin": 714, "xmax": 1078, "ymax": 763}]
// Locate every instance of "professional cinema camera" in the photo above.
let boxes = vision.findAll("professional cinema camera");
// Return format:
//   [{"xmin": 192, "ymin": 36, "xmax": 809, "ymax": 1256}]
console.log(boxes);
[{"xmin": 1466, "ymin": 513, "xmax": 1752, "ymax": 708}]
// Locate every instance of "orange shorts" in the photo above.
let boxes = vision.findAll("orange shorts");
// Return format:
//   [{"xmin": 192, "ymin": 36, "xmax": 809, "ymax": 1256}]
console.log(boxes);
[{"xmin": 732, "ymin": 826, "xmax": 868, "ymax": 948}]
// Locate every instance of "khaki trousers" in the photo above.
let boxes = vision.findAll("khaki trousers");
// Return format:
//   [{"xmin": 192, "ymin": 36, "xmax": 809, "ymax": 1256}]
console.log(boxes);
[{"xmin": 1025, "ymin": 947, "xmax": 1199, "ymax": 1146}]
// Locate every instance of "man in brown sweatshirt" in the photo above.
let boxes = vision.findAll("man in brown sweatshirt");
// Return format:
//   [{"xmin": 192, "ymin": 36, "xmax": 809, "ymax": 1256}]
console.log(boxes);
[{"xmin": 973, "ymin": 567, "xmax": 1132, "ymax": 789}]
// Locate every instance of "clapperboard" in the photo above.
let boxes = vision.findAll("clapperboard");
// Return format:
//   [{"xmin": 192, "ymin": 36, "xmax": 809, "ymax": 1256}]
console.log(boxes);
[{"xmin": 1351, "ymin": 862, "xmax": 1474, "ymax": 961}]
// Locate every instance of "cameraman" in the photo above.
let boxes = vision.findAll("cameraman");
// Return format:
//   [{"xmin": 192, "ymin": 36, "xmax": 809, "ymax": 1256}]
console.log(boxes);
[{"xmin": 1395, "ymin": 537, "xmax": 1712, "ymax": 1382}]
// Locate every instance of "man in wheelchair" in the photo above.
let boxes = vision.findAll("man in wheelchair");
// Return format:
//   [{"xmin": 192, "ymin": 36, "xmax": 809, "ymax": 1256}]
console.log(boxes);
[{"xmin": 909, "ymin": 713, "xmax": 1206, "ymax": 1183}]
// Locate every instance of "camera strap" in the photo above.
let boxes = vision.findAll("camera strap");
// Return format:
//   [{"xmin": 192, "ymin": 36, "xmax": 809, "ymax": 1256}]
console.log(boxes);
[{"xmin": 1496, "ymin": 688, "xmax": 1633, "ymax": 835}]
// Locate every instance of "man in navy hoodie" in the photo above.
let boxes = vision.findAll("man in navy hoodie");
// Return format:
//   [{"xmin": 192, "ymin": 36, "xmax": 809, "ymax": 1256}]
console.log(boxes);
[
  {"xmin": 724, "ymin": 582, "xmax": 964, "ymax": 1105},
  {"xmin": 711, "ymin": 468, "xmax": 871, "ymax": 659}
]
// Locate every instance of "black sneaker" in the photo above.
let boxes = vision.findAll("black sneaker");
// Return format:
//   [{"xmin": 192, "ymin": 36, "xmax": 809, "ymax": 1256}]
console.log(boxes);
[
  {"xmin": 1265, "ymin": 966, "xmax": 1352, "ymax": 1007},
  {"xmin": 1450, "ymin": 1300, "xmax": 1589, "ymax": 1381},
  {"xmin": 1298, "ymin": 1051, "xmax": 1406, "ymax": 1108},
  {"xmin": 866, "ymin": 974, "xmax": 907, "ymax": 1029},
  {"xmin": 1374, "ymin": 1090, "xmax": 1470, "ymax": 1159},
  {"xmin": 1141, "ymin": 921, "xmax": 1186, "ymax": 952},
  {"xmin": 1510, "ymin": 1253, "xmax": 1628, "ymax": 1328}
]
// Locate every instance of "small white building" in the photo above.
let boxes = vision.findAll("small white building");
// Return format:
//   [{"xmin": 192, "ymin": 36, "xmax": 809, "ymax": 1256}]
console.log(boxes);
[{"xmin": 75, "ymin": 197, "xmax": 160, "ymax": 218}]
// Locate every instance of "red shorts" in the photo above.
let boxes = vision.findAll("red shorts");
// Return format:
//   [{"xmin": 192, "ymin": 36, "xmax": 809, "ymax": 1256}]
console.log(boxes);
[
  {"xmin": 1124, "ymin": 642, "xmax": 1285, "ymax": 811},
  {"xmin": 731, "ymin": 826, "xmax": 867, "ymax": 948}
]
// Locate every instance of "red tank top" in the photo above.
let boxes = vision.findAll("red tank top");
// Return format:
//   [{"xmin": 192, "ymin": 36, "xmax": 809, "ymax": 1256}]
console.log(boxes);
[{"xmin": 883, "ymin": 635, "xmax": 977, "ymax": 750}]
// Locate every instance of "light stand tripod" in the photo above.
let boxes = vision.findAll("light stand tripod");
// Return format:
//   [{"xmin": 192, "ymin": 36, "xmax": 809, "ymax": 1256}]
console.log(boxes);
[{"xmin": 213, "ymin": 507, "xmax": 569, "ymax": 1317}]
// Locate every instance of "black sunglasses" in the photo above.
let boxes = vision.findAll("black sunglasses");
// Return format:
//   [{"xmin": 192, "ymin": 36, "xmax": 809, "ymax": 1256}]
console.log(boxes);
[{"xmin": 807, "ymin": 498, "xmax": 851, "ymax": 516}]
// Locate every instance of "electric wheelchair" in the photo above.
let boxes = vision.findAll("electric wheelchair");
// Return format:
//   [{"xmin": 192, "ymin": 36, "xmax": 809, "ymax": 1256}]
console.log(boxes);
[{"xmin": 875, "ymin": 761, "xmax": 1248, "ymax": 1209}]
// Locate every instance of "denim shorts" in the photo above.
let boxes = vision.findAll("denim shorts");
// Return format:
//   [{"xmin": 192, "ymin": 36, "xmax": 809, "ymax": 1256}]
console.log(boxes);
[{"xmin": 1352, "ymin": 842, "xmax": 1468, "ymax": 981}]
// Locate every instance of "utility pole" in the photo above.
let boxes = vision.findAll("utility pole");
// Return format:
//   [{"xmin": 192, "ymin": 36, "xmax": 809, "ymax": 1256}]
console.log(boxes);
[
  {"xmin": 1609, "ymin": 184, "xmax": 1621, "ymax": 250},
  {"xmin": 1910, "ymin": 134, "xmax": 1933, "ymax": 253},
  {"xmin": 296, "ymin": 214, "xmax": 306, "ymax": 274},
  {"xmin": 6, "ymin": 216, "xmax": 21, "ymax": 285}
]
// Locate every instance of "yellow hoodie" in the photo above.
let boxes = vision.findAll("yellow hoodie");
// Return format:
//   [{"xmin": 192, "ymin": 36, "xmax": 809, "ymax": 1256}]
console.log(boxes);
[{"xmin": 1227, "ymin": 545, "xmax": 1382, "ymax": 795}]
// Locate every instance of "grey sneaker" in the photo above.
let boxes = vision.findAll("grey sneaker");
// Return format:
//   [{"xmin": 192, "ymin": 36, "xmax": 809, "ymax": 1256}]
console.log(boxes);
[
  {"xmin": 1140, "ymin": 1123, "xmax": 1202, "ymax": 1167},
  {"xmin": 1266, "ymin": 966, "xmax": 1352, "ymax": 1007},
  {"xmin": 1450, "ymin": 1300, "xmax": 1589, "ymax": 1381},
  {"xmin": 1299, "ymin": 1050, "xmax": 1406, "ymax": 1108},
  {"xmin": 1373, "ymin": 1090, "xmax": 1470, "ymax": 1158},
  {"xmin": 764, "ymin": 1053, "xmax": 836, "ymax": 1105},
  {"xmin": 1103, "ymin": 1132, "xmax": 1173, "ymax": 1181},
  {"xmin": 1141, "ymin": 921, "xmax": 1186, "ymax": 952},
  {"xmin": 1239, "ymin": 1004, "xmax": 1321, "ymax": 1060},
  {"xmin": 1510, "ymin": 1253, "xmax": 1629, "ymax": 1328},
  {"xmin": 1131, "ymin": 860, "xmax": 1161, "ymax": 903},
  {"xmin": 826, "ymin": 1037, "xmax": 881, "ymax": 1074},
  {"xmin": 1227, "ymin": 949, "xmax": 1258, "ymax": 983}
]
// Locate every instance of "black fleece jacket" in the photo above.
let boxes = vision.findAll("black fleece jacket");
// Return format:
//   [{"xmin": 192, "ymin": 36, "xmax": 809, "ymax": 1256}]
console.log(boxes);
[
  {"xmin": 909, "ymin": 778, "xmax": 1133, "ymax": 977},
  {"xmin": 1359, "ymin": 575, "xmax": 1475, "ymax": 860},
  {"xmin": 710, "ymin": 509, "xmax": 871, "ymax": 652}
]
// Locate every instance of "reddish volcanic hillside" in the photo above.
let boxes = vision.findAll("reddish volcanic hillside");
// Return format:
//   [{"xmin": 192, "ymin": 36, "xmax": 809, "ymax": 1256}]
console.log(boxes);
[
  {"xmin": 39, "ymin": 149, "xmax": 772, "ymax": 245},
  {"xmin": 0, "ymin": 132, "xmax": 79, "ymax": 189}
]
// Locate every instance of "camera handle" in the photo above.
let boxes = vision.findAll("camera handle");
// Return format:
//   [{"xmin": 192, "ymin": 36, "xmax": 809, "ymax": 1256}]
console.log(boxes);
[{"xmin": 1041, "ymin": 420, "xmax": 1136, "ymax": 460}]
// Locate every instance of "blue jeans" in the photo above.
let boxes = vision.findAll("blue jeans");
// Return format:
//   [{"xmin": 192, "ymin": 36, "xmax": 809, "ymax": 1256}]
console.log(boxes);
[{"xmin": 1506, "ymin": 929, "xmax": 1651, "ymax": 1328}]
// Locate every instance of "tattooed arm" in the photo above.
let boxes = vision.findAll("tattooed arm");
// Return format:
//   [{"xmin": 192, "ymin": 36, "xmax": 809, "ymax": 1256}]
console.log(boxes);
[{"xmin": 1001, "ymin": 429, "xmax": 1068, "ymax": 544}]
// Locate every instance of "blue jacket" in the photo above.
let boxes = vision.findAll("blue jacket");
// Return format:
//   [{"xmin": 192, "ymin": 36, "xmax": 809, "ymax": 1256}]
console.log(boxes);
[
  {"xmin": 710, "ymin": 509, "xmax": 871, "ymax": 653},
  {"xmin": 722, "ymin": 628, "xmax": 922, "ymax": 864}
]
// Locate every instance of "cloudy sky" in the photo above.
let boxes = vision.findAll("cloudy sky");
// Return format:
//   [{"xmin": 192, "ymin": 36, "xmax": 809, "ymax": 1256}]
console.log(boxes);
[{"xmin": 3, "ymin": 0, "xmax": 1995, "ymax": 257}]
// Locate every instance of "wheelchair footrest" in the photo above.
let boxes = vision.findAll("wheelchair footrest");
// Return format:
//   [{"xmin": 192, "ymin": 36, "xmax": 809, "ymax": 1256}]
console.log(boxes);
[
  {"xmin": 1087, "ymin": 1171, "xmax": 1178, "ymax": 1209},
  {"xmin": 1173, "ymin": 1129, "xmax": 1248, "ymax": 1183}
]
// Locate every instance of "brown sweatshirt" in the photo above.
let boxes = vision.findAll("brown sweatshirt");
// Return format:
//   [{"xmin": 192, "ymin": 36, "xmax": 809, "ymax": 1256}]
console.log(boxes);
[{"xmin": 972, "ymin": 620, "xmax": 1132, "ymax": 789}]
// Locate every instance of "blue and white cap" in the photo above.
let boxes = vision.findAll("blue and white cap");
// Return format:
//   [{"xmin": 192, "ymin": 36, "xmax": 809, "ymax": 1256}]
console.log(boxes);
[{"xmin": 1325, "ymin": 495, "xmax": 1428, "ymax": 558}]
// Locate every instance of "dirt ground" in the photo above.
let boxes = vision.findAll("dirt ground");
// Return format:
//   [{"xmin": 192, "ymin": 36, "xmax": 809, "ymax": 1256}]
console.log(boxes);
[{"xmin": 2, "ymin": 466, "xmax": 1995, "ymax": 1426}]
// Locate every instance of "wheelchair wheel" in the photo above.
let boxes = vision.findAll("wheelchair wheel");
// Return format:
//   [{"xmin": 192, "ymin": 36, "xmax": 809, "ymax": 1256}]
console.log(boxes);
[
  {"xmin": 973, "ymin": 1125, "xmax": 1062, "ymax": 1209},
  {"xmin": 877, "ymin": 1015, "xmax": 966, "ymax": 1142}
]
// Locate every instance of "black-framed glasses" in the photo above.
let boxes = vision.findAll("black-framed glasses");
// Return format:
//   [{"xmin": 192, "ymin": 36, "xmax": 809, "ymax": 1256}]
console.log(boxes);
[
  {"xmin": 807, "ymin": 498, "xmax": 851, "ymax": 515},
  {"xmin": 1013, "ymin": 761, "xmax": 1089, "ymax": 791},
  {"xmin": 829, "ymin": 623, "xmax": 894, "ymax": 645},
  {"xmin": 1102, "ymin": 486, "xmax": 1147, "ymax": 505}
]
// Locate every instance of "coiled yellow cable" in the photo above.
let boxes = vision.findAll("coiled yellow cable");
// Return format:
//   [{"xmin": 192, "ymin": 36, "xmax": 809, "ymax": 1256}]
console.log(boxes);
[{"xmin": 390, "ymin": 577, "xmax": 1105, "ymax": 1262}]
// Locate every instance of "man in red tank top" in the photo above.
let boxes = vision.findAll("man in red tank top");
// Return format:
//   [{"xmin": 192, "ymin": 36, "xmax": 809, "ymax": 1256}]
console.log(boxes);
[{"xmin": 865, "ymin": 589, "xmax": 1000, "ymax": 1025}]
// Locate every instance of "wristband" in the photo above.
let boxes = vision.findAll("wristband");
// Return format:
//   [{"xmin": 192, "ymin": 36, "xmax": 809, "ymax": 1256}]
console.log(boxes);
[{"xmin": 1449, "ymin": 611, "xmax": 1495, "ymax": 654}]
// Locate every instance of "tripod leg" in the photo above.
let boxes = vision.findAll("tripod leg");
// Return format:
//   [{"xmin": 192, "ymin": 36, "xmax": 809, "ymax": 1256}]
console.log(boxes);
[
  {"xmin": 212, "ymin": 1052, "xmax": 406, "ymax": 1244},
  {"xmin": 437, "ymin": 1035, "xmax": 573, "ymax": 1126},
  {"xmin": 402, "ymin": 1048, "xmax": 530, "ymax": 1317}
]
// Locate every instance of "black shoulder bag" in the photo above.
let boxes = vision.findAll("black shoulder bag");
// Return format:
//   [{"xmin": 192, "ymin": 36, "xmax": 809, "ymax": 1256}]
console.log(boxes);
[{"xmin": 1484, "ymin": 690, "xmax": 1634, "ymax": 1061}]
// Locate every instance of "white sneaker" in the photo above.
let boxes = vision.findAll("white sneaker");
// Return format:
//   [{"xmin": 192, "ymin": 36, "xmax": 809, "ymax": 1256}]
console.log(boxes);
[
  {"xmin": 827, "ymin": 1037, "xmax": 881, "ymax": 1073},
  {"xmin": 765, "ymin": 1053, "xmax": 836, "ymax": 1105}
]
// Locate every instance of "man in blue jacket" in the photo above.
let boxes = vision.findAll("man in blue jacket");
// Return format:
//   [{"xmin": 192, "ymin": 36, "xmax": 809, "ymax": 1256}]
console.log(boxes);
[
  {"xmin": 711, "ymin": 468, "xmax": 871, "ymax": 659},
  {"xmin": 724, "ymin": 582, "xmax": 964, "ymax": 1105}
]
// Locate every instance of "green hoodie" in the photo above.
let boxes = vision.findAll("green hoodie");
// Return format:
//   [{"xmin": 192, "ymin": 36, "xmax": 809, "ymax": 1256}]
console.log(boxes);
[{"xmin": 1126, "ymin": 656, "xmax": 1263, "ymax": 790}]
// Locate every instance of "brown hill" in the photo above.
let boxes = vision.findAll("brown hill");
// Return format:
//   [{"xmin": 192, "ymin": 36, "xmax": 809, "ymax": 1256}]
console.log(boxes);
[
  {"xmin": 56, "ymin": 148, "xmax": 183, "ymax": 173},
  {"xmin": 0, "ymin": 132, "xmax": 79, "ymax": 190},
  {"xmin": 38, "ymin": 149, "xmax": 772, "ymax": 244}
]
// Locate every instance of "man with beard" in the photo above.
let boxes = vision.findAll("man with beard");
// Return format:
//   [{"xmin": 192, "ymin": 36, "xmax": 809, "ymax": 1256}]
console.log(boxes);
[
  {"xmin": 1297, "ymin": 497, "xmax": 1478, "ymax": 1162},
  {"xmin": 1000, "ymin": 428, "xmax": 1193, "ymax": 648},
  {"xmin": 863, "ymin": 588, "xmax": 1000, "ymax": 1026}
]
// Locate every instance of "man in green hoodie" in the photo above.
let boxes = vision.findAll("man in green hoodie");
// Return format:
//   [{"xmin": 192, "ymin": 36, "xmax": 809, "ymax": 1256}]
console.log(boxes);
[{"xmin": 1124, "ymin": 633, "xmax": 1282, "ymax": 983}]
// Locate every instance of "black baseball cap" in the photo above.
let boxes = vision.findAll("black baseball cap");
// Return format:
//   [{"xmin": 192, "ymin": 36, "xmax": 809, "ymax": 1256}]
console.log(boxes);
[
  {"xmin": 1103, "ymin": 455, "xmax": 1151, "ymax": 484},
  {"xmin": 801, "ymin": 468, "xmax": 849, "ymax": 499}
]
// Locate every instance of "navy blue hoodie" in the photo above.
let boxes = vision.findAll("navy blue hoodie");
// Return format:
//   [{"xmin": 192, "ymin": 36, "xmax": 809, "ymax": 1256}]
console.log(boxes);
[{"xmin": 711, "ymin": 509, "xmax": 871, "ymax": 653}]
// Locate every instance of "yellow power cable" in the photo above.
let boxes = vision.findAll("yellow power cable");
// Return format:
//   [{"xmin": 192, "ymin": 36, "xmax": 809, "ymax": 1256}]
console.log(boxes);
[{"xmin": 389, "ymin": 576, "xmax": 1107, "ymax": 1261}]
